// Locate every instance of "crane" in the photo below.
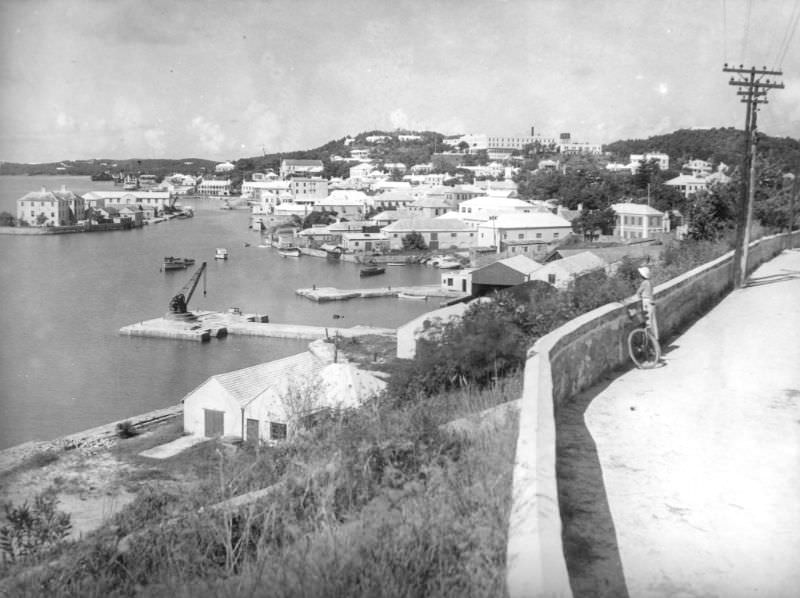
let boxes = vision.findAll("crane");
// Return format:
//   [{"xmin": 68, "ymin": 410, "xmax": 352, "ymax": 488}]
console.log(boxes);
[{"xmin": 168, "ymin": 261, "xmax": 207, "ymax": 316}]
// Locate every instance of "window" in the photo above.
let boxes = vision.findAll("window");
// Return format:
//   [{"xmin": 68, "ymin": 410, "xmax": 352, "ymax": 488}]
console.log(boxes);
[
  {"xmin": 447, "ymin": 278, "xmax": 453, "ymax": 286},
  {"xmin": 554, "ymin": 232, "xmax": 559, "ymax": 238},
  {"xmin": 518, "ymin": 233, "xmax": 524, "ymax": 239},
  {"xmin": 451, "ymin": 233, "xmax": 457, "ymax": 237},
  {"xmin": 536, "ymin": 232, "xmax": 542, "ymax": 239},
  {"xmin": 270, "ymin": 422, "xmax": 287, "ymax": 441}
]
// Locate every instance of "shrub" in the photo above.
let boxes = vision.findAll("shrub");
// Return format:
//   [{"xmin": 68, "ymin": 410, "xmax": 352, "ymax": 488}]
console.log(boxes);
[
  {"xmin": 0, "ymin": 490, "xmax": 72, "ymax": 563},
  {"xmin": 116, "ymin": 421, "xmax": 138, "ymax": 439}
]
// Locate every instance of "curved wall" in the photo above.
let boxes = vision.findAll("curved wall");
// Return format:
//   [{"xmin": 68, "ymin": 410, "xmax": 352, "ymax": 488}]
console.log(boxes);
[{"xmin": 506, "ymin": 232, "xmax": 797, "ymax": 597}]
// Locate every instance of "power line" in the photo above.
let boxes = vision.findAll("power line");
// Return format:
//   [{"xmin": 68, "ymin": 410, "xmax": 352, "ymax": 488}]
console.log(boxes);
[
  {"xmin": 722, "ymin": 0, "xmax": 728, "ymax": 63},
  {"xmin": 775, "ymin": 0, "xmax": 800, "ymax": 67},
  {"xmin": 741, "ymin": 0, "xmax": 754, "ymax": 60}
]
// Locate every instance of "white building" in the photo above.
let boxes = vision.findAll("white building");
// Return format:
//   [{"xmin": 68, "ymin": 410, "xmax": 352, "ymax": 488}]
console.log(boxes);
[
  {"xmin": 529, "ymin": 252, "xmax": 607, "ymax": 289},
  {"xmin": 664, "ymin": 174, "xmax": 709, "ymax": 198},
  {"xmin": 611, "ymin": 202, "xmax": 669, "ymax": 239},
  {"xmin": 457, "ymin": 196, "xmax": 539, "ymax": 228},
  {"xmin": 197, "ymin": 179, "xmax": 232, "ymax": 196},
  {"xmin": 630, "ymin": 152, "xmax": 670, "ymax": 172},
  {"xmin": 215, "ymin": 161, "xmax": 235, "ymax": 174},
  {"xmin": 17, "ymin": 186, "xmax": 83, "ymax": 226},
  {"xmin": 381, "ymin": 217, "xmax": 476, "ymax": 251},
  {"xmin": 280, "ymin": 159, "xmax": 324, "ymax": 179},
  {"xmin": 477, "ymin": 212, "xmax": 573, "ymax": 253}
]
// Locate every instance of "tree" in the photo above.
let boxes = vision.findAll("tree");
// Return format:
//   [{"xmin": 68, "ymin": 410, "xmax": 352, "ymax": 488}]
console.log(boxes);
[
  {"xmin": 0, "ymin": 211, "xmax": 16, "ymax": 227},
  {"xmin": 401, "ymin": 231, "xmax": 427, "ymax": 250},
  {"xmin": 571, "ymin": 207, "xmax": 616, "ymax": 240},
  {"xmin": 35, "ymin": 213, "xmax": 49, "ymax": 226},
  {"xmin": 686, "ymin": 187, "xmax": 737, "ymax": 241}
]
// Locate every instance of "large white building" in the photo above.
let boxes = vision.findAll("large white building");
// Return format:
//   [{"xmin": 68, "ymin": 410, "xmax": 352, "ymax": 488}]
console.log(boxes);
[
  {"xmin": 17, "ymin": 186, "xmax": 84, "ymax": 226},
  {"xmin": 381, "ymin": 217, "xmax": 475, "ymax": 250},
  {"xmin": 476, "ymin": 212, "xmax": 573, "ymax": 253},
  {"xmin": 611, "ymin": 203, "xmax": 669, "ymax": 239}
]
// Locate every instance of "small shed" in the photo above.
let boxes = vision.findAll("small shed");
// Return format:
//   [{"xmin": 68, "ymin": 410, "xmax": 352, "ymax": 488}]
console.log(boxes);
[{"xmin": 470, "ymin": 255, "xmax": 542, "ymax": 296}]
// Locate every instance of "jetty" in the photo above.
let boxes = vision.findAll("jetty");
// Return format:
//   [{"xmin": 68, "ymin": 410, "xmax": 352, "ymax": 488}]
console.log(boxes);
[
  {"xmin": 295, "ymin": 284, "xmax": 466, "ymax": 303},
  {"xmin": 120, "ymin": 309, "xmax": 395, "ymax": 342}
]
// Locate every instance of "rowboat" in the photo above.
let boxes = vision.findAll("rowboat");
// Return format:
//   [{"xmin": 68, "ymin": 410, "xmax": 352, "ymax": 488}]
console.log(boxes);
[
  {"xmin": 278, "ymin": 246, "xmax": 302, "ymax": 257},
  {"xmin": 398, "ymin": 292, "xmax": 427, "ymax": 300}
]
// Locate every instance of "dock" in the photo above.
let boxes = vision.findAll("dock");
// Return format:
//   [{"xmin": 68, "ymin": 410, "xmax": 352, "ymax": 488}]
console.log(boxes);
[
  {"xmin": 119, "ymin": 310, "xmax": 395, "ymax": 342},
  {"xmin": 295, "ymin": 284, "xmax": 466, "ymax": 303}
]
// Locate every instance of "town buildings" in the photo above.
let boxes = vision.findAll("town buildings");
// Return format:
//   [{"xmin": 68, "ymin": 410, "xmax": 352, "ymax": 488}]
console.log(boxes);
[
  {"xmin": 16, "ymin": 186, "xmax": 84, "ymax": 226},
  {"xmin": 611, "ymin": 202, "xmax": 669, "ymax": 239}
]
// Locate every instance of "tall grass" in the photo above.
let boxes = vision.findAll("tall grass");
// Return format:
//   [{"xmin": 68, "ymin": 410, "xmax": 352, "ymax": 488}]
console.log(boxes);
[{"xmin": 1, "ymin": 382, "xmax": 519, "ymax": 597}]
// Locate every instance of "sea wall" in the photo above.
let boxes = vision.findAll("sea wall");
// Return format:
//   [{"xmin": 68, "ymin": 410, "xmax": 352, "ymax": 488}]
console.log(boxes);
[{"xmin": 506, "ymin": 231, "xmax": 797, "ymax": 597}]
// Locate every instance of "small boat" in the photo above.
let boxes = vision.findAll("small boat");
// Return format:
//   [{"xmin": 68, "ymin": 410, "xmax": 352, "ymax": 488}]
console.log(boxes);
[
  {"xmin": 278, "ymin": 246, "xmax": 301, "ymax": 258},
  {"xmin": 436, "ymin": 258, "xmax": 462, "ymax": 269},
  {"xmin": 359, "ymin": 265, "xmax": 386, "ymax": 277},
  {"xmin": 215, "ymin": 248, "xmax": 229, "ymax": 260},
  {"xmin": 398, "ymin": 292, "xmax": 427, "ymax": 300},
  {"xmin": 387, "ymin": 262, "xmax": 407, "ymax": 266},
  {"xmin": 162, "ymin": 256, "xmax": 194, "ymax": 271}
]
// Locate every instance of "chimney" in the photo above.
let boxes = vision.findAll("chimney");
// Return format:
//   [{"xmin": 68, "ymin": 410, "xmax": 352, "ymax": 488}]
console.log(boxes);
[
  {"xmin": 61, "ymin": 185, "xmax": 67, "ymax": 192},
  {"xmin": 41, "ymin": 186, "xmax": 47, "ymax": 193},
  {"xmin": 531, "ymin": 126, "xmax": 535, "ymax": 136}
]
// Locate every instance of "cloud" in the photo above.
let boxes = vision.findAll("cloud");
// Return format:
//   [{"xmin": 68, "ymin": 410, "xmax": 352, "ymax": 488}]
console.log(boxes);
[
  {"xmin": 240, "ymin": 101, "xmax": 283, "ymax": 151},
  {"xmin": 389, "ymin": 108, "xmax": 410, "ymax": 130},
  {"xmin": 190, "ymin": 116, "xmax": 225, "ymax": 154},
  {"xmin": 144, "ymin": 128, "xmax": 167, "ymax": 155},
  {"xmin": 55, "ymin": 112, "xmax": 76, "ymax": 131}
]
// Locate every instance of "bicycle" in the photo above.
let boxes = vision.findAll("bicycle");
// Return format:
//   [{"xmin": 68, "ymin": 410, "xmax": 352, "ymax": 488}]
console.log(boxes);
[{"xmin": 626, "ymin": 302, "xmax": 661, "ymax": 369}]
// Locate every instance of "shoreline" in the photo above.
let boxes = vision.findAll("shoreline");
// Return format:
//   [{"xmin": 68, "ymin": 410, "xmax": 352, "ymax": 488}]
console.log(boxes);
[{"xmin": 0, "ymin": 404, "xmax": 182, "ymax": 475}]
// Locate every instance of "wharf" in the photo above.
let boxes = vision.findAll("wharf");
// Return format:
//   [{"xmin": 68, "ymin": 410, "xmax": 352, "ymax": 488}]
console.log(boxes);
[
  {"xmin": 119, "ymin": 310, "xmax": 395, "ymax": 342},
  {"xmin": 296, "ymin": 284, "xmax": 466, "ymax": 303}
]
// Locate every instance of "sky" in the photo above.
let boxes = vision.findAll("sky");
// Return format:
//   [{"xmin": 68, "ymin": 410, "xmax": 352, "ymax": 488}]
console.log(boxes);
[{"xmin": 1, "ymin": 0, "xmax": 799, "ymax": 164}]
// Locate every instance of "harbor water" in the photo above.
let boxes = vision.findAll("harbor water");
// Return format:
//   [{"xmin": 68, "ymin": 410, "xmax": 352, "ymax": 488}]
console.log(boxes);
[{"xmin": 0, "ymin": 176, "xmax": 441, "ymax": 449}]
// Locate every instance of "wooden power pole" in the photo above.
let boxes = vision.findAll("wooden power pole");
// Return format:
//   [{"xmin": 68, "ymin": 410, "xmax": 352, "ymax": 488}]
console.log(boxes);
[{"xmin": 723, "ymin": 64, "xmax": 784, "ymax": 288}]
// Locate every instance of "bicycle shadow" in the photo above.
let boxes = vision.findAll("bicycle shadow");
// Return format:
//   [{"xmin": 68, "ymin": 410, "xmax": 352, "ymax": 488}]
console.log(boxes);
[
  {"xmin": 556, "ymin": 375, "xmax": 630, "ymax": 597},
  {"xmin": 744, "ymin": 269, "xmax": 799, "ymax": 288}
]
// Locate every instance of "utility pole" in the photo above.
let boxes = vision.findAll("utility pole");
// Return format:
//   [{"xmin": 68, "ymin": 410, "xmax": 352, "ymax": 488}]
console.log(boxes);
[{"xmin": 723, "ymin": 64, "xmax": 784, "ymax": 288}]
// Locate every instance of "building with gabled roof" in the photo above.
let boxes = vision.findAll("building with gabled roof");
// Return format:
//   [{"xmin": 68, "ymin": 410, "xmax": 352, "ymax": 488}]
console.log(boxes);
[
  {"xmin": 529, "ymin": 251, "xmax": 607, "ymax": 289},
  {"xmin": 469, "ymin": 255, "xmax": 542, "ymax": 296},
  {"xmin": 280, "ymin": 159, "xmax": 324, "ymax": 179},
  {"xmin": 381, "ymin": 217, "xmax": 476, "ymax": 250},
  {"xmin": 17, "ymin": 186, "xmax": 85, "ymax": 226},
  {"xmin": 610, "ymin": 202, "xmax": 669, "ymax": 239}
]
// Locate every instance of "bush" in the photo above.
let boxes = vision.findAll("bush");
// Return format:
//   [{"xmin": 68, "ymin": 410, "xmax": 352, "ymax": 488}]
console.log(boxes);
[
  {"xmin": 116, "ymin": 421, "xmax": 138, "ymax": 439},
  {"xmin": 0, "ymin": 490, "xmax": 72, "ymax": 563}
]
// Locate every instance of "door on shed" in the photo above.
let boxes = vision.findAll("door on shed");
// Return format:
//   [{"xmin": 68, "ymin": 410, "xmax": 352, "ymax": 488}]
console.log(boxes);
[
  {"xmin": 204, "ymin": 409, "xmax": 225, "ymax": 437},
  {"xmin": 246, "ymin": 418, "xmax": 259, "ymax": 443}
]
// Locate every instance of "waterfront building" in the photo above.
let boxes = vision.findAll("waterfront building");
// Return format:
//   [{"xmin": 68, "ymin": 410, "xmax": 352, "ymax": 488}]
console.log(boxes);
[
  {"xmin": 197, "ymin": 179, "xmax": 232, "ymax": 196},
  {"xmin": 468, "ymin": 255, "xmax": 542, "ymax": 295},
  {"xmin": 610, "ymin": 202, "xmax": 669, "ymax": 239},
  {"xmin": 476, "ymin": 212, "xmax": 573, "ymax": 254},
  {"xmin": 242, "ymin": 180, "xmax": 292, "ymax": 205},
  {"xmin": 16, "ymin": 186, "xmax": 84, "ymax": 226},
  {"xmin": 340, "ymin": 231, "xmax": 390, "ymax": 254},
  {"xmin": 85, "ymin": 191, "xmax": 173, "ymax": 215},
  {"xmin": 381, "ymin": 217, "xmax": 475, "ymax": 251},
  {"xmin": 314, "ymin": 190, "xmax": 369, "ymax": 218},
  {"xmin": 280, "ymin": 159, "xmax": 324, "ymax": 179}
]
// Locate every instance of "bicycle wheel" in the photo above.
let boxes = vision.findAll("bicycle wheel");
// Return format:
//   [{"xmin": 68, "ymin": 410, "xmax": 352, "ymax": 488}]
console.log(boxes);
[{"xmin": 628, "ymin": 328, "xmax": 660, "ymax": 369}]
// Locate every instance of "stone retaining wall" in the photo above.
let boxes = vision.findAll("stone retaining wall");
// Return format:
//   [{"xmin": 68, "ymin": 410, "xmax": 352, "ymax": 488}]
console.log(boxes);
[{"xmin": 506, "ymin": 231, "xmax": 798, "ymax": 597}]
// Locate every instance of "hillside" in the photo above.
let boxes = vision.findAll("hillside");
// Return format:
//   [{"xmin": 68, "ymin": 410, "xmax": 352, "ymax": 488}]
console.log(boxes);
[
  {"xmin": 0, "ymin": 158, "xmax": 219, "ymax": 178},
  {"xmin": 604, "ymin": 127, "xmax": 800, "ymax": 171}
]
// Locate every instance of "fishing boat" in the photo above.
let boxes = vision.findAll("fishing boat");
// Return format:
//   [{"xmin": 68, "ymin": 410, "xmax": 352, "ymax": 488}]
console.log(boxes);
[
  {"xmin": 215, "ymin": 248, "xmax": 229, "ymax": 260},
  {"xmin": 278, "ymin": 246, "xmax": 302, "ymax": 258},
  {"xmin": 359, "ymin": 264, "xmax": 386, "ymax": 277},
  {"xmin": 162, "ymin": 256, "xmax": 194, "ymax": 271}
]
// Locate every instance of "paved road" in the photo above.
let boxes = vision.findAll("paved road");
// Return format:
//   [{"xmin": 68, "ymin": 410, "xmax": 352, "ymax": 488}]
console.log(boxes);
[{"xmin": 575, "ymin": 249, "xmax": 800, "ymax": 597}]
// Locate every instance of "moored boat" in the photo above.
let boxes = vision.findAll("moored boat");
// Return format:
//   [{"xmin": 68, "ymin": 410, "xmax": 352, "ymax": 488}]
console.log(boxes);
[
  {"xmin": 215, "ymin": 248, "xmax": 229, "ymax": 260},
  {"xmin": 359, "ymin": 265, "xmax": 386, "ymax": 277},
  {"xmin": 436, "ymin": 257, "xmax": 462, "ymax": 269},
  {"xmin": 398, "ymin": 292, "xmax": 427, "ymax": 300},
  {"xmin": 162, "ymin": 256, "xmax": 194, "ymax": 271},
  {"xmin": 278, "ymin": 246, "xmax": 302, "ymax": 257}
]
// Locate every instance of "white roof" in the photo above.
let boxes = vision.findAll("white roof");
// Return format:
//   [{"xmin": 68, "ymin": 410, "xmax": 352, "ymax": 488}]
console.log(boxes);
[
  {"xmin": 537, "ymin": 251, "xmax": 607, "ymax": 277},
  {"xmin": 610, "ymin": 202, "xmax": 666, "ymax": 215},
  {"xmin": 318, "ymin": 363, "xmax": 386, "ymax": 409},
  {"xmin": 487, "ymin": 212, "xmax": 572, "ymax": 229},
  {"xmin": 496, "ymin": 255, "xmax": 542, "ymax": 275},
  {"xmin": 382, "ymin": 217, "xmax": 472, "ymax": 232},
  {"xmin": 203, "ymin": 352, "xmax": 325, "ymax": 407},
  {"xmin": 665, "ymin": 175, "xmax": 709, "ymax": 186},
  {"xmin": 459, "ymin": 196, "xmax": 531, "ymax": 210}
]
